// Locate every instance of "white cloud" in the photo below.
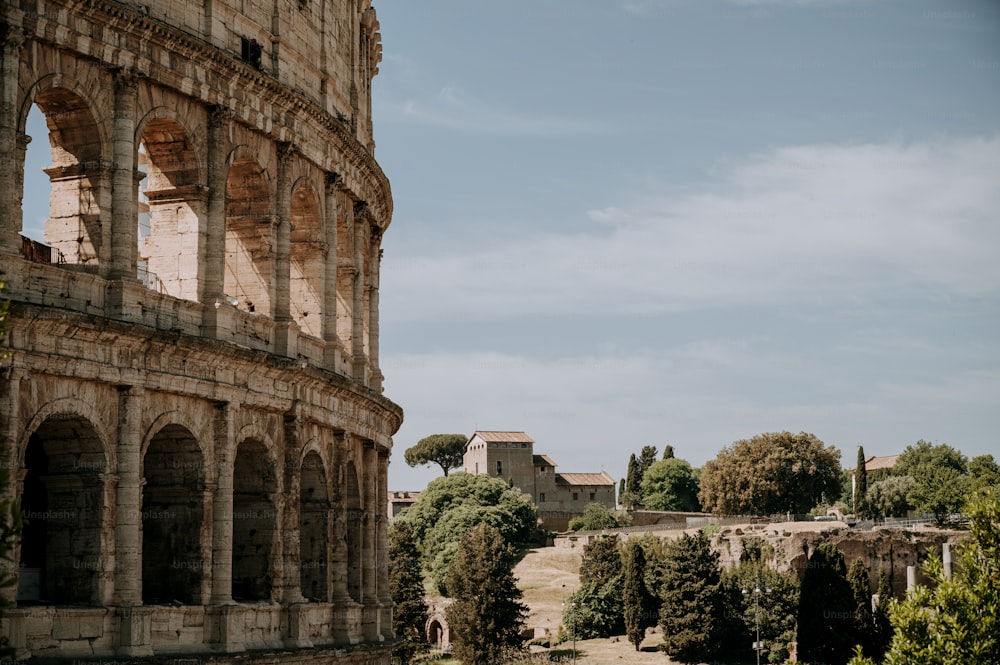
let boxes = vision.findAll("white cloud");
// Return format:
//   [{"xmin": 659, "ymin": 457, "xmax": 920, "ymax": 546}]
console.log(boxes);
[{"xmin": 383, "ymin": 135, "xmax": 1000, "ymax": 323}]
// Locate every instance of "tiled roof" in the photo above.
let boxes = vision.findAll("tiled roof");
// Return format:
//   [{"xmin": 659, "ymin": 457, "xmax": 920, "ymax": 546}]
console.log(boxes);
[
  {"xmin": 556, "ymin": 472, "xmax": 615, "ymax": 486},
  {"xmin": 388, "ymin": 491, "xmax": 420, "ymax": 501},
  {"xmin": 533, "ymin": 454, "xmax": 557, "ymax": 467},
  {"xmin": 848, "ymin": 454, "xmax": 900, "ymax": 472},
  {"xmin": 472, "ymin": 431, "xmax": 535, "ymax": 443}
]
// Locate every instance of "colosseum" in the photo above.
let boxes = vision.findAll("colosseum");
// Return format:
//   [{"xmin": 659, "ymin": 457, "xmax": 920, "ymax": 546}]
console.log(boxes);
[{"xmin": 0, "ymin": 0, "xmax": 401, "ymax": 662}]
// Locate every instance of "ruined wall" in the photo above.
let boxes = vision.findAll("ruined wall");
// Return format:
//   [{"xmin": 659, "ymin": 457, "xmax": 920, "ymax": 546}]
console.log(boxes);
[{"xmin": 0, "ymin": 0, "xmax": 398, "ymax": 661}]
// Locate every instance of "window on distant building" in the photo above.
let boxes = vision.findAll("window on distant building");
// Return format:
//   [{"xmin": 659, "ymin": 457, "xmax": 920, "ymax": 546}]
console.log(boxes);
[
  {"xmin": 539, "ymin": 493, "xmax": 546, "ymax": 502},
  {"xmin": 496, "ymin": 460, "xmax": 502, "ymax": 475},
  {"xmin": 590, "ymin": 492, "xmax": 596, "ymax": 501},
  {"xmin": 572, "ymin": 492, "xmax": 578, "ymax": 501}
]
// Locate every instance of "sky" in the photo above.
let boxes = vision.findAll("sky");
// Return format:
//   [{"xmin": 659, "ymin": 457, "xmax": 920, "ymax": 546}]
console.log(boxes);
[
  {"xmin": 370, "ymin": 0, "xmax": 1000, "ymax": 491},
  {"xmin": 19, "ymin": 0, "xmax": 1000, "ymax": 495}
]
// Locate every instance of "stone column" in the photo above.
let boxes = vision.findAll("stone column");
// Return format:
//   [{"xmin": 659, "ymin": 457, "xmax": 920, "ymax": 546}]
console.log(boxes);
[
  {"xmin": 361, "ymin": 441, "xmax": 379, "ymax": 641},
  {"xmin": 210, "ymin": 402, "xmax": 235, "ymax": 604},
  {"xmin": 114, "ymin": 385, "xmax": 144, "ymax": 605},
  {"xmin": 367, "ymin": 231, "xmax": 383, "ymax": 391},
  {"xmin": 351, "ymin": 204, "xmax": 368, "ymax": 384},
  {"xmin": 376, "ymin": 448, "xmax": 393, "ymax": 639},
  {"xmin": 281, "ymin": 412, "xmax": 304, "ymax": 604},
  {"xmin": 0, "ymin": 369, "xmax": 21, "ymax": 606},
  {"xmin": 110, "ymin": 71, "xmax": 138, "ymax": 279},
  {"xmin": 322, "ymin": 173, "xmax": 343, "ymax": 371},
  {"xmin": 274, "ymin": 142, "xmax": 294, "ymax": 323},
  {"xmin": 202, "ymin": 105, "xmax": 229, "ymax": 335},
  {"xmin": 0, "ymin": 25, "xmax": 26, "ymax": 252},
  {"xmin": 330, "ymin": 431, "xmax": 352, "ymax": 644}
]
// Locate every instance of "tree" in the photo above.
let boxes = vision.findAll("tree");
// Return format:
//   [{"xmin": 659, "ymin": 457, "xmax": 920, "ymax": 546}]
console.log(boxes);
[
  {"xmin": 658, "ymin": 531, "xmax": 722, "ymax": 663},
  {"xmin": 848, "ymin": 558, "xmax": 875, "ymax": 658},
  {"xmin": 969, "ymin": 454, "xmax": 1000, "ymax": 495},
  {"xmin": 446, "ymin": 524, "xmax": 528, "ymax": 665},
  {"xmin": 404, "ymin": 433, "xmax": 467, "ymax": 477},
  {"xmin": 561, "ymin": 535, "xmax": 624, "ymax": 639},
  {"xmin": 622, "ymin": 453, "xmax": 642, "ymax": 507},
  {"xmin": 637, "ymin": 445, "xmax": 658, "ymax": 479},
  {"xmin": 866, "ymin": 476, "xmax": 916, "ymax": 520},
  {"xmin": 640, "ymin": 458, "xmax": 700, "ymax": 512},
  {"xmin": 870, "ymin": 571, "xmax": 893, "ymax": 662},
  {"xmin": 663, "ymin": 445, "xmax": 675, "ymax": 460},
  {"xmin": 797, "ymin": 542, "xmax": 857, "ymax": 665},
  {"xmin": 894, "ymin": 440, "xmax": 969, "ymax": 525},
  {"xmin": 568, "ymin": 503, "xmax": 628, "ymax": 531},
  {"xmin": 397, "ymin": 472, "xmax": 537, "ymax": 594},
  {"xmin": 388, "ymin": 522, "xmax": 429, "ymax": 665},
  {"xmin": 850, "ymin": 489, "xmax": 1000, "ymax": 665},
  {"xmin": 623, "ymin": 539, "xmax": 655, "ymax": 651},
  {"xmin": 855, "ymin": 446, "xmax": 869, "ymax": 519},
  {"xmin": 698, "ymin": 431, "xmax": 842, "ymax": 516}
]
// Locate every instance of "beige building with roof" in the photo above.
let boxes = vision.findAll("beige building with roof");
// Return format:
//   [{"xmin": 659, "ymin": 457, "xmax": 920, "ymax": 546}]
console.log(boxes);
[{"xmin": 463, "ymin": 431, "xmax": 616, "ymax": 531}]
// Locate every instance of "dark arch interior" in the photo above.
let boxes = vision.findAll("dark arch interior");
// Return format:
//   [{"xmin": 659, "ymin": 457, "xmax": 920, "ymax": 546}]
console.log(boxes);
[{"xmin": 232, "ymin": 439, "xmax": 277, "ymax": 602}]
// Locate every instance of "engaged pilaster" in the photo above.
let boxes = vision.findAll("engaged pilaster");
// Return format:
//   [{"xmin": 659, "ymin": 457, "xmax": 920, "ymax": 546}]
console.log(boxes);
[
  {"xmin": 376, "ymin": 448, "xmax": 393, "ymax": 639},
  {"xmin": 210, "ymin": 402, "xmax": 235, "ymax": 605},
  {"xmin": 0, "ymin": 25, "xmax": 26, "ymax": 252},
  {"xmin": 323, "ymin": 173, "xmax": 344, "ymax": 371},
  {"xmin": 351, "ymin": 203, "xmax": 369, "ymax": 385},
  {"xmin": 110, "ymin": 72, "xmax": 138, "ymax": 279},
  {"xmin": 202, "ymin": 105, "xmax": 230, "ymax": 336},
  {"xmin": 114, "ymin": 386, "xmax": 144, "ymax": 605},
  {"xmin": 368, "ymin": 231, "xmax": 383, "ymax": 391}
]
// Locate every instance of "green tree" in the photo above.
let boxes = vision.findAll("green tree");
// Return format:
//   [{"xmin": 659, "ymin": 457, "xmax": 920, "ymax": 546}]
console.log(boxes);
[
  {"xmin": 855, "ymin": 446, "xmax": 869, "ymax": 519},
  {"xmin": 894, "ymin": 440, "xmax": 969, "ymax": 525},
  {"xmin": 623, "ymin": 539, "xmax": 655, "ymax": 651},
  {"xmin": 866, "ymin": 475, "xmax": 916, "ymax": 520},
  {"xmin": 446, "ymin": 524, "xmax": 528, "ymax": 665},
  {"xmin": 388, "ymin": 522, "xmax": 429, "ymax": 665},
  {"xmin": 568, "ymin": 503, "xmax": 629, "ymax": 531},
  {"xmin": 637, "ymin": 445, "xmax": 658, "ymax": 478},
  {"xmin": 663, "ymin": 445, "xmax": 675, "ymax": 460},
  {"xmin": 640, "ymin": 458, "xmax": 700, "ymax": 512},
  {"xmin": 658, "ymin": 531, "xmax": 722, "ymax": 663},
  {"xmin": 403, "ymin": 433, "xmax": 468, "ymax": 477},
  {"xmin": 848, "ymin": 558, "xmax": 875, "ymax": 658},
  {"xmin": 398, "ymin": 473, "xmax": 537, "ymax": 594},
  {"xmin": 797, "ymin": 542, "xmax": 857, "ymax": 665},
  {"xmin": 698, "ymin": 431, "xmax": 842, "ymax": 516},
  {"xmin": 561, "ymin": 536, "xmax": 624, "ymax": 639},
  {"xmin": 969, "ymin": 454, "xmax": 1000, "ymax": 495},
  {"xmin": 622, "ymin": 453, "xmax": 642, "ymax": 508},
  {"xmin": 870, "ymin": 571, "xmax": 893, "ymax": 662},
  {"xmin": 850, "ymin": 489, "xmax": 1000, "ymax": 665}
]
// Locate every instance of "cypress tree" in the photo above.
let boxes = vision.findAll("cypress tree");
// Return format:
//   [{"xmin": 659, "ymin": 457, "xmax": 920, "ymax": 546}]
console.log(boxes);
[
  {"xmin": 856, "ymin": 446, "xmax": 868, "ymax": 519},
  {"xmin": 623, "ymin": 539, "xmax": 648, "ymax": 651},
  {"xmin": 848, "ymin": 558, "xmax": 874, "ymax": 658},
  {"xmin": 870, "ymin": 571, "xmax": 893, "ymax": 661},
  {"xmin": 658, "ymin": 531, "xmax": 722, "ymax": 663},
  {"xmin": 625, "ymin": 454, "xmax": 640, "ymax": 495},
  {"xmin": 797, "ymin": 542, "xmax": 857, "ymax": 665},
  {"xmin": 388, "ymin": 521, "xmax": 429, "ymax": 665}
]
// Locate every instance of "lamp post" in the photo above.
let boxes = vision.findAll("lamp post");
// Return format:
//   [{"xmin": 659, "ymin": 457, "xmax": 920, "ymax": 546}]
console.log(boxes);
[{"xmin": 742, "ymin": 583, "xmax": 771, "ymax": 665}]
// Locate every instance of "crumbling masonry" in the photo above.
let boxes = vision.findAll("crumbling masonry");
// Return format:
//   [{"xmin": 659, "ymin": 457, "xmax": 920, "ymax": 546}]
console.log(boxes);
[{"xmin": 0, "ymin": 1, "xmax": 400, "ymax": 662}]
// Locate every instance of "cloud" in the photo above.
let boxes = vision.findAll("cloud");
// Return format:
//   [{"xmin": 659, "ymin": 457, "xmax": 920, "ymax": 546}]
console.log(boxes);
[{"xmin": 382, "ymin": 135, "xmax": 1000, "ymax": 323}]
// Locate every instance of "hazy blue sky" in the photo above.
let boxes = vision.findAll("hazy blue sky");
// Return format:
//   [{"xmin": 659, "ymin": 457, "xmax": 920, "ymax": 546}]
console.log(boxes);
[
  {"xmin": 372, "ymin": 0, "xmax": 1000, "ymax": 490},
  {"xmin": 19, "ymin": 1, "xmax": 1000, "ymax": 494}
]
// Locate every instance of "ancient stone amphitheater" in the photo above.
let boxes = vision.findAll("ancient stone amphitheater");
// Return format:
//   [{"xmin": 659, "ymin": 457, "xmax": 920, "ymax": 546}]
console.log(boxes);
[{"xmin": 0, "ymin": 0, "xmax": 401, "ymax": 662}]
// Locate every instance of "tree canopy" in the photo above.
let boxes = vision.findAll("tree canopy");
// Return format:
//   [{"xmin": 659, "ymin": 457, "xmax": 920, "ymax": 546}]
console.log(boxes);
[
  {"xmin": 561, "ymin": 536, "xmax": 625, "ymax": 640},
  {"xmin": 895, "ymin": 440, "xmax": 969, "ymax": 524},
  {"xmin": 446, "ymin": 524, "xmax": 528, "ymax": 665},
  {"xmin": 403, "ymin": 433, "xmax": 468, "ymax": 477},
  {"xmin": 567, "ymin": 502, "xmax": 628, "ymax": 532},
  {"xmin": 388, "ymin": 522, "xmax": 429, "ymax": 665},
  {"xmin": 640, "ymin": 458, "xmax": 701, "ymax": 512},
  {"xmin": 797, "ymin": 541, "xmax": 857, "ymax": 665},
  {"xmin": 658, "ymin": 531, "xmax": 722, "ymax": 663},
  {"xmin": 698, "ymin": 431, "xmax": 842, "ymax": 516}
]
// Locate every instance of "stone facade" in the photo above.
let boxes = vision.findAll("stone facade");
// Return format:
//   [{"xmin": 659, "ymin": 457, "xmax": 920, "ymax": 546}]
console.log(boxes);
[
  {"xmin": 0, "ymin": 0, "xmax": 400, "ymax": 661},
  {"xmin": 463, "ymin": 431, "xmax": 616, "ymax": 531}
]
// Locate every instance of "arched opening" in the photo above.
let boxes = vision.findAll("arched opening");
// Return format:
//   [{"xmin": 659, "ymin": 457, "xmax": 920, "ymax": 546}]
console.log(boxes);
[
  {"xmin": 290, "ymin": 184, "xmax": 323, "ymax": 338},
  {"xmin": 232, "ymin": 438, "xmax": 277, "ymax": 602},
  {"xmin": 141, "ymin": 424, "xmax": 205, "ymax": 605},
  {"xmin": 225, "ymin": 158, "xmax": 272, "ymax": 316},
  {"xmin": 344, "ymin": 461, "xmax": 362, "ymax": 603},
  {"xmin": 139, "ymin": 117, "xmax": 203, "ymax": 299},
  {"xmin": 298, "ymin": 451, "xmax": 329, "ymax": 601},
  {"xmin": 428, "ymin": 618, "xmax": 443, "ymax": 647},
  {"xmin": 22, "ymin": 89, "xmax": 106, "ymax": 269},
  {"xmin": 18, "ymin": 415, "xmax": 107, "ymax": 605}
]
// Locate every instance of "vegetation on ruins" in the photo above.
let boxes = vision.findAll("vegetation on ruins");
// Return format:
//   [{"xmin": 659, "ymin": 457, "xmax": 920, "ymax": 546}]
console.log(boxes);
[
  {"xmin": 404, "ymin": 433, "xmax": 468, "ymax": 477},
  {"xmin": 397, "ymin": 472, "xmax": 536, "ymax": 594},
  {"xmin": 560, "ymin": 535, "xmax": 624, "ymax": 640},
  {"xmin": 797, "ymin": 541, "xmax": 857, "ymax": 665},
  {"xmin": 658, "ymin": 531, "xmax": 722, "ymax": 663},
  {"xmin": 446, "ymin": 524, "xmax": 528, "ymax": 665},
  {"xmin": 850, "ymin": 488, "xmax": 1000, "ymax": 665},
  {"xmin": 698, "ymin": 431, "xmax": 842, "ymax": 516},
  {"xmin": 388, "ymin": 521, "xmax": 429, "ymax": 665},
  {"xmin": 568, "ymin": 502, "xmax": 629, "ymax": 531},
  {"xmin": 893, "ymin": 440, "xmax": 969, "ymax": 525}
]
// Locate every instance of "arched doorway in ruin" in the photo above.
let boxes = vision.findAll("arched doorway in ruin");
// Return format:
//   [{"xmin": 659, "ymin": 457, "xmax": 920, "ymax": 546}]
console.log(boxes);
[
  {"xmin": 344, "ymin": 460, "xmax": 362, "ymax": 603},
  {"xmin": 141, "ymin": 424, "xmax": 205, "ymax": 605},
  {"xmin": 224, "ymin": 156, "xmax": 271, "ymax": 316},
  {"xmin": 298, "ymin": 450, "xmax": 329, "ymax": 601},
  {"xmin": 18, "ymin": 414, "xmax": 109, "ymax": 606},
  {"xmin": 232, "ymin": 438, "xmax": 277, "ymax": 602},
  {"xmin": 290, "ymin": 182, "xmax": 323, "ymax": 339}
]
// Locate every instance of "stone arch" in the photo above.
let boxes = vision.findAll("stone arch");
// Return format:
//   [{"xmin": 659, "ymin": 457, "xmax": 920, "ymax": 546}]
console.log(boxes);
[
  {"xmin": 232, "ymin": 437, "xmax": 278, "ymax": 602},
  {"xmin": 140, "ymin": 422, "xmax": 206, "ymax": 605},
  {"xmin": 298, "ymin": 449, "xmax": 329, "ymax": 601},
  {"xmin": 18, "ymin": 410, "xmax": 110, "ymax": 606},
  {"xmin": 289, "ymin": 177, "xmax": 324, "ymax": 338},
  {"xmin": 20, "ymin": 75, "xmax": 110, "ymax": 268},
  {"xmin": 225, "ymin": 149, "xmax": 273, "ymax": 316},
  {"xmin": 135, "ymin": 108, "xmax": 207, "ymax": 300},
  {"xmin": 426, "ymin": 612, "xmax": 450, "ymax": 649},
  {"xmin": 344, "ymin": 460, "xmax": 363, "ymax": 603}
]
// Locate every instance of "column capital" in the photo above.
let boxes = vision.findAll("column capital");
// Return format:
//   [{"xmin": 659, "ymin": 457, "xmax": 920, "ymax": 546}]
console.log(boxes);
[
  {"xmin": 114, "ymin": 69, "xmax": 140, "ymax": 95},
  {"xmin": 0, "ymin": 24, "xmax": 27, "ymax": 53},
  {"xmin": 208, "ymin": 104, "xmax": 235, "ymax": 127},
  {"xmin": 277, "ymin": 140, "xmax": 297, "ymax": 166}
]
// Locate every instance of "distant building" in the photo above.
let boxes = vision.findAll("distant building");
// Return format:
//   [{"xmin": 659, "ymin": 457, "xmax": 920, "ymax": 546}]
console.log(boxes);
[
  {"xmin": 388, "ymin": 490, "xmax": 421, "ymax": 520},
  {"xmin": 849, "ymin": 454, "xmax": 901, "ymax": 508},
  {"xmin": 463, "ymin": 431, "xmax": 616, "ymax": 531}
]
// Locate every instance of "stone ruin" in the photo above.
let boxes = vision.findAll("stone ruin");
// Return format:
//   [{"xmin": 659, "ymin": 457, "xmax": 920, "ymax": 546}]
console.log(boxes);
[{"xmin": 0, "ymin": 1, "xmax": 399, "ymax": 662}]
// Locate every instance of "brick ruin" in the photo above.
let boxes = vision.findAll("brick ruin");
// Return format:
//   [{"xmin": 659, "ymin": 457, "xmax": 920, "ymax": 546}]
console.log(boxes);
[{"xmin": 0, "ymin": 0, "xmax": 400, "ymax": 662}]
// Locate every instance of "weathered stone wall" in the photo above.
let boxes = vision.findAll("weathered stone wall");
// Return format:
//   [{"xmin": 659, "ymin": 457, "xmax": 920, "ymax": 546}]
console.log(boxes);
[{"xmin": 0, "ymin": 0, "xmax": 398, "ymax": 661}]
